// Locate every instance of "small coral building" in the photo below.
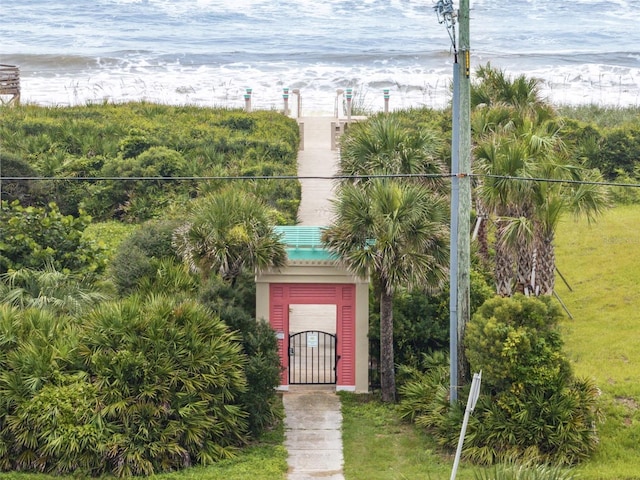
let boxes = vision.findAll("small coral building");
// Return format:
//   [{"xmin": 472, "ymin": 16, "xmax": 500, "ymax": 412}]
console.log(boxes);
[{"xmin": 255, "ymin": 226, "xmax": 369, "ymax": 392}]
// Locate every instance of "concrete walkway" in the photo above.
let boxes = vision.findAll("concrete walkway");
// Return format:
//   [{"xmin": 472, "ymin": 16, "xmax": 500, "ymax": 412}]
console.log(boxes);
[
  {"xmin": 284, "ymin": 386, "xmax": 345, "ymax": 480},
  {"xmin": 283, "ymin": 118, "xmax": 345, "ymax": 479},
  {"xmin": 296, "ymin": 116, "xmax": 340, "ymax": 226}
]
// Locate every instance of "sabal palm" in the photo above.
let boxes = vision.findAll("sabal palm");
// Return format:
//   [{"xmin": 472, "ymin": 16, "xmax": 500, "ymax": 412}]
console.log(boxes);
[
  {"xmin": 472, "ymin": 63, "xmax": 554, "ymax": 122},
  {"xmin": 476, "ymin": 132, "xmax": 537, "ymax": 296},
  {"xmin": 173, "ymin": 189, "xmax": 287, "ymax": 284},
  {"xmin": 322, "ymin": 179, "xmax": 449, "ymax": 402},
  {"xmin": 476, "ymin": 118, "xmax": 607, "ymax": 296},
  {"xmin": 530, "ymin": 165, "xmax": 607, "ymax": 294},
  {"xmin": 471, "ymin": 64, "xmax": 605, "ymax": 297},
  {"xmin": 339, "ymin": 115, "xmax": 446, "ymax": 190},
  {"xmin": 0, "ymin": 266, "xmax": 110, "ymax": 316}
]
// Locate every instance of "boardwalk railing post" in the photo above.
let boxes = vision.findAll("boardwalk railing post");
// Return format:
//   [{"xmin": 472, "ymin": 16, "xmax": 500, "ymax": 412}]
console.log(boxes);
[
  {"xmin": 292, "ymin": 88, "xmax": 301, "ymax": 118},
  {"xmin": 283, "ymin": 87, "xmax": 290, "ymax": 116},
  {"xmin": 334, "ymin": 88, "xmax": 344, "ymax": 118},
  {"xmin": 298, "ymin": 121, "xmax": 304, "ymax": 151},
  {"xmin": 244, "ymin": 87, "xmax": 252, "ymax": 113},
  {"xmin": 0, "ymin": 64, "xmax": 20, "ymax": 106}
]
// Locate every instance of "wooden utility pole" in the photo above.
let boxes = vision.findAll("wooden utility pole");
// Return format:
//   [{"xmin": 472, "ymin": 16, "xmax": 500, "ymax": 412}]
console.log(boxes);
[
  {"xmin": 457, "ymin": 0, "xmax": 472, "ymax": 389},
  {"xmin": 448, "ymin": 0, "xmax": 471, "ymax": 403}
]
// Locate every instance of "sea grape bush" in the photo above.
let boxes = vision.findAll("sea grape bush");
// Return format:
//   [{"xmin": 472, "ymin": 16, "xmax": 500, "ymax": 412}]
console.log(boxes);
[{"xmin": 0, "ymin": 200, "xmax": 107, "ymax": 275}]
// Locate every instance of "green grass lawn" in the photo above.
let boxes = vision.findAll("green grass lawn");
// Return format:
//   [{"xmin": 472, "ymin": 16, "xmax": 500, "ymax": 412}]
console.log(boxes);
[
  {"xmin": 341, "ymin": 393, "xmax": 485, "ymax": 480},
  {"xmin": 555, "ymin": 204, "xmax": 640, "ymax": 480}
]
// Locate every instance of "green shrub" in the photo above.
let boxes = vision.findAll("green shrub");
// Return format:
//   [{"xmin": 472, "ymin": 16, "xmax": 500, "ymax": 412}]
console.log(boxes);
[
  {"xmin": 462, "ymin": 378, "xmax": 600, "ymax": 465},
  {"xmin": 85, "ymin": 147, "xmax": 190, "ymax": 222},
  {"xmin": 598, "ymin": 125, "xmax": 640, "ymax": 179},
  {"xmin": 0, "ymin": 296, "xmax": 252, "ymax": 477},
  {"xmin": 199, "ymin": 273, "xmax": 282, "ymax": 436},
  {"xmin": 118, "ymin": 128, "xmax": 158, "ymax": 159},
  {"xmin": 473, "ymin": 459, "xmax": 577, "ymax": 480},
  {"xmin": 401, "ymin": 295, "xmax": 601, "ymax": 466},
  {"xmin": 461, "ymin": 295, "xmax": 600, "ymax": 465},
  {"xmin": 0, "ymin": 152, "xmax": 43, "ymax": 206},
  {"xmin": 369, "ymin": 269, "xmax": 493, "ymax": 373},
  {"xmin": 397, "ymin": 351, "xmax": 449, "ymax": 423},
  {"xmin": 465, "ymin": 295, "xmax": 571, "ymax": 394},
  {"xmin": 109, "ymin": 219, "xmax": 181, "ymax": 295},
  {"xmin": 0, "ymin": 305, "xmax": 82, "ymax": 472},
  {"xmin": 0, "ymin": 201, "xmax": 107, "ymax": 275},
  {"xmin": 0, "ymin": 104, "xmax": 301, "ymax": 224},
  {"xmin": 79, "ymin": 295, "xmax": 248, "ymax": 476},
  {"xmin": 0, "ymin": 266, "xmax": 111, "ymax": 317},
  {"xmin": 238, "ymin": 319, "xmax": 284, "ymax": 435},
  {"xmin": 610, "ymin": 167, "xmax": 640, "ymax": 205},
  {"xmin": 8, "ymin": 375, "xmax": 107, "ymax": 476}
]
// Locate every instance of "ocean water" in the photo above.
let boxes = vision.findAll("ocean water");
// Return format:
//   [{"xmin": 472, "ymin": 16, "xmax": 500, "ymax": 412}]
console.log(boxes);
[{"xmin": 1, "ymin": 0, "xmax": 640, "ymax": 114}]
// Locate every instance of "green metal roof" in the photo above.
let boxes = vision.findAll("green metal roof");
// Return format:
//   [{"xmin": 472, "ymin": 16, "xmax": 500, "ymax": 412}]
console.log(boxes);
[{"xmin": 275, "ymin": 226, "xmax": 336, "ymax": 261}]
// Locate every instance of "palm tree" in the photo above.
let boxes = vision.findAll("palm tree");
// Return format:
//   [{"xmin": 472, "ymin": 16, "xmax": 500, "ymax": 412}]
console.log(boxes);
[
  {"xmin": 531, "ymin": 165, "xmax": 607, "ymax": 295},
  {"xmin": 471, "ymin": 63, "xmax": 608, "ymax": 297},
  {"xmin": 475, "ymin": 112, "xmax": 608, "ymax": 296},
  {"xmin": 0, "ymin": 266, "xmax": 110, "ymax": 316},
  {"xmin": 322, "ymin": 179, "xmax": 449, "ymax": 402},
  {"xmin": 475, "ymin": 133, "xmax": 535, "ymax": 296},
  {"xmin": 472, "ymin": 63, "xmax": 554, "ymax": 121},
  {"xmin": 173, "ymin": 188, "xmax": 287, "ymax": 285},
  {"xmin": 339, "ymin": 115, "xmax": 446, "ymax": 190}
]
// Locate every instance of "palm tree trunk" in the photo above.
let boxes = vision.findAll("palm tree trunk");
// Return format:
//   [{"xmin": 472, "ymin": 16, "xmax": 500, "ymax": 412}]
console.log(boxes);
[
  {"xmin": 515, "ymin": 238, "xmax": 534, "ymax": 295},
  {"xmin": 379, "ymin": 287, "xmax": 396, "ymax": 403},
  {"xmin": 535, "ymin": 232, "xmax": 556, "ymax": 295},
  {"xmin": 494, "ymin": 222, "xmax": 515, "ymax": 297}
]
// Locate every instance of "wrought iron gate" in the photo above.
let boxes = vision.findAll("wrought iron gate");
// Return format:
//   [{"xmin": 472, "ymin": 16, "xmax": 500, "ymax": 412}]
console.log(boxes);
[{"xmin": 288, "ymin": 330, "xmax": 337, "ymax": 384}]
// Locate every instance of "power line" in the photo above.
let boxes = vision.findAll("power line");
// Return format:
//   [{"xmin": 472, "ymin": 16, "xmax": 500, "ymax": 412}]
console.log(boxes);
[
  {"xmin": 474, "ymin": 173, "xmax": 640, "ymax": 189},
  {"xmin": 0, "ymin": 173, "xmax": 453, "ymax": 182},
  {"xmin": 2, "ymin": 172, "xmax": 640, "ymax": 189}
]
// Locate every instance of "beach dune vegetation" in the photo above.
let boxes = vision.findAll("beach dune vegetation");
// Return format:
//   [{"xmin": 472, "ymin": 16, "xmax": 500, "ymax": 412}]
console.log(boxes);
[{"xmin": 0, "ymin": 103, "xmax": 301, "ymax": 224}]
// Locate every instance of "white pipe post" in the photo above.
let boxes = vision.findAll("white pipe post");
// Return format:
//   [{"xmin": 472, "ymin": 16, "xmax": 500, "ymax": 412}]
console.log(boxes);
[
  {"xmin": 283, "ymin": 87, "xmax": 289, "ymax": 116},
  {"xmin": 244, "ymin": 87, "xmax": 252, "ymax": 113},
  {"xmin": 450, "ymin": 371, "xmax": 482, "ymax": 479}
]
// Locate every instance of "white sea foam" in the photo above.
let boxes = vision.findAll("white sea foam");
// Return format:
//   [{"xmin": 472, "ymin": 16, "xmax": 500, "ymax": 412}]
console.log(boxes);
[
  {"xmin": 3, "ymin": 0, "xmax": 640, "ymax": 113},
  {"xmin": 14, "ymin": 60, "xmax": 640, "ymax": 115}
]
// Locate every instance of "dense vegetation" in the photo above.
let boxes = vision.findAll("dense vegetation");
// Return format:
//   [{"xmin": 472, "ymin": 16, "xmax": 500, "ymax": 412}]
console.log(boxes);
[
  {"xmin": 397, "ymin": 296, "xmax": 600, "ymax": 466},
  {"xmin": 339, "ymin": 67, "xmax": 639, "ymax": 470},
  {"xmin": 0, "ymin": 103, "xmax": 301, "ymax": 224},
  {"xmin": 0, "ymin": 104, "xmax": 294, "ymax": 477},
  {"xmin": 1, "ymin": 75, "xmax": 639, "ymax": 477}
]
